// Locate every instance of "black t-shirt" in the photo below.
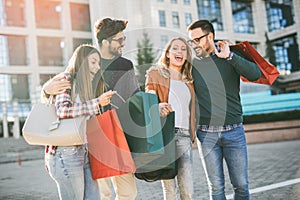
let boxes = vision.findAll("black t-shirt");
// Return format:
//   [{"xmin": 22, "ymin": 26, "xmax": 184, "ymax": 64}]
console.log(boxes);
[{"xmin": 93, "ymin": 56, "xmax": 140, "ymax": 108}]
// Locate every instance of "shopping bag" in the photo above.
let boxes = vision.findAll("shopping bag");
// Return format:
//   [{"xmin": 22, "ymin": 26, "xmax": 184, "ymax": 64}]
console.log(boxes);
[
  {"xmin": 22, "ymin": 102, "xmax": 85, "ymax": 146},
  {"xmin": 230, "ymin": 41, "xmax": 280, "ymax": 85},
  {"xmin": 116, "ymin": 91, "xmax": 164, "ymax": 169},
  {"xmin": 135, "ymin": 111, "xmax": 178, "ymax": 181},
  {"xmin": 87, "ymin": 109, "xmax": 136, "ymax": 179}
]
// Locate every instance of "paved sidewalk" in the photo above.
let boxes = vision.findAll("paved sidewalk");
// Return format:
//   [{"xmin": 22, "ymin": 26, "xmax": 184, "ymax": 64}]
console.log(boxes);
[{"xmin": 0, "ymin": 137, "xmax": 300, "ymax": 199}]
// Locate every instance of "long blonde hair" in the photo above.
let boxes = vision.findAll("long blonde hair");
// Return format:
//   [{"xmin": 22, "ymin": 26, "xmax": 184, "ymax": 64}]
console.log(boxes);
[
  {"xmin": 66, "ymin": 44, "xmax": 105, "ymax": 101},
  {"xmin": 158, "ymin": 37, "xmax": 193, "ymax": 83}
]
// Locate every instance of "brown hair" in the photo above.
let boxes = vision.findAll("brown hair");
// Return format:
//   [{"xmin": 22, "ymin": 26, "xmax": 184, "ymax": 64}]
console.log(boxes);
[
  {"xmin": 66, "ymin": 44, "xmax": 105, "ymax": 101},
  {"xmin": 94, "ymin": 18, "xmax": 128, "ymax": 47}
]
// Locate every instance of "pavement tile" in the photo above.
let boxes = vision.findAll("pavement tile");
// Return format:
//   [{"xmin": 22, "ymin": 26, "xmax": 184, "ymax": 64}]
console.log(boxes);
[{"xmin": 0, "ymin": 138, "xmax": 299, "ymax": 199}]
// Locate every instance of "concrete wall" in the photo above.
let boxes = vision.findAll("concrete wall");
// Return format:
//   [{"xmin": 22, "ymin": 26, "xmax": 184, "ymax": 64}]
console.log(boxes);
[{"xmin": 244, "ymin": 119, "xmax": 300, "ymax": 144}]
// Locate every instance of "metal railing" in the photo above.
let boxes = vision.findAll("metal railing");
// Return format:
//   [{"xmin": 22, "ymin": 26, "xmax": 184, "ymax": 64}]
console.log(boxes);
[{"xmin": 0, "ymin": 100, "xmax": 32, "ymax": 138}]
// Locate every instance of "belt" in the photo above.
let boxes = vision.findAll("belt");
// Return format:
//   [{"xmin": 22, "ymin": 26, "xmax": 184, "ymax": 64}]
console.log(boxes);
[{"xmin": 197, "ymin": 123, "xmax": 241, "ymax": 133}]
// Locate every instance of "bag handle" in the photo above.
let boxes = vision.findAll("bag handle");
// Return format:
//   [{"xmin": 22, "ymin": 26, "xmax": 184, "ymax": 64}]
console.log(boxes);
[
  {"xmin": 110, "ymin": 92, "xmax": 126, "ymax": 109},
  {"xmin": 47, "ymin": 95, "xmax": 54, "ymax": 105},
  {"xmin": 46, "ymin": 95, "xmax": 62, "ymax": 131},
  {"xmin": 97, "ymin": 91, "xmax": 126, "ymax": 113}
]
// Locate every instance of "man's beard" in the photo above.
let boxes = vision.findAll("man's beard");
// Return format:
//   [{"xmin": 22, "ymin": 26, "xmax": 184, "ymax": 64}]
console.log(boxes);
[
  {"xmin": 195, "ymin": 47, "xmax": 209, "ymax": 58},
  {"xmin": 109, "ymin": 46, "xmax": 122, "ymax": 57},
  {"xmin": 195, "ymin": 48, "xmax": 207, "ymax": 58}
]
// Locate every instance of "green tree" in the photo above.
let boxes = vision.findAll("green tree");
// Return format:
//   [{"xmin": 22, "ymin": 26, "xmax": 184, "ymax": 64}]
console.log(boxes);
[
  {"xmin": 265, "ymin": 32, "xmax": 276, "ymax": 65},
  {"xmin": 135, "ymin": 32, "xmax": 156, "ymax": 91}
]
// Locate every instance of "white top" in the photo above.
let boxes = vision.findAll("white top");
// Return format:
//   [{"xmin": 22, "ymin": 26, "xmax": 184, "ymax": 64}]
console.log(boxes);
[{"xmin": 168, "ymin": 80, "xmax": 191, "ymax": 129}]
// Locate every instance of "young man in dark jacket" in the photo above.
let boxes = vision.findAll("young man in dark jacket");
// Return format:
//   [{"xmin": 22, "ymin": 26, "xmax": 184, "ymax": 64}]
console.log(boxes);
[{"xmin": 93, "ymin": 17, "xmax": 139, "ymax": 200}]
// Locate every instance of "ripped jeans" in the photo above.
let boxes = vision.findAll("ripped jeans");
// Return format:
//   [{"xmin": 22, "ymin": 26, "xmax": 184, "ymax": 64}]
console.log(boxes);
[
  {"xmin": 161, "ymin": 128, "xmax": 194, "ymax": 200},
  {"xmin": 45, "ymin": 145, "xmax": 99, "ymax": 200}
]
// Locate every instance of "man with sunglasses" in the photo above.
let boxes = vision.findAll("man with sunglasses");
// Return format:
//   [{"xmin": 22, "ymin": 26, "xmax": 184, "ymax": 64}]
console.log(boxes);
[
  {"xmin": 93, "ymin": 17, "xmax": 139, "ymax": 200},
  {"xmin": 187, "ymin": 20, "xmax": 261, "ymax": 200}
]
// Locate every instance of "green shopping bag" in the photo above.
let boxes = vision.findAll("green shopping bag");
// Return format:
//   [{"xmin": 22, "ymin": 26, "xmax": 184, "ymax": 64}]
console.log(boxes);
[
  {"xmin": 135, "ymin": 111, "xmax": 178, "ymax": 181},
  {"xmin": 116, "ymin": 92, "xmax": 164, "ymax": 168}
]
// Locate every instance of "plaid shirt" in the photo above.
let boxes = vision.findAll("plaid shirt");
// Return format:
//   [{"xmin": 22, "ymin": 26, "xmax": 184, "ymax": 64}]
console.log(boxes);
[
  {"xmin": 55, "ymin": 91, "xmax": 101, "ymax": 118},
  {"xmin": 54, "ymin": 74, "xmax": 101, "ymax": 119}
]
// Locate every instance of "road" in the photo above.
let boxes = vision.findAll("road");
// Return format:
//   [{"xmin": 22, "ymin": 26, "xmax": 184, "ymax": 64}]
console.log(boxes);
[{"xmin": 0, "ymin": 138, "xmax": 300, "ymax": 199}]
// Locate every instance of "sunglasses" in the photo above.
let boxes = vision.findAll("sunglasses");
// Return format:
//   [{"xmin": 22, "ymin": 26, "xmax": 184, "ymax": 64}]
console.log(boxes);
[
  {"xmin": 110, "ymin": 36, "xmax": 126, "ymax": 44},
  {"xmin": 187, "ymin": 33, "xmax": 209, "ymax": 46}
]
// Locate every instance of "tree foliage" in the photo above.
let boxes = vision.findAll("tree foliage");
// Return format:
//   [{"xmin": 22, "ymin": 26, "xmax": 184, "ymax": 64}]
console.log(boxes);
[{"xmin": 135, "ymin": 32, "xmax": 156, "ymax": 91}]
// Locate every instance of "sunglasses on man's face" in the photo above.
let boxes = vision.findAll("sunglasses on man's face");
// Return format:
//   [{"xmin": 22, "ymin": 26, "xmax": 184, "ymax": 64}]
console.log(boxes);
[
  {"xmin": 187, "ymin": 33, "xmax": 209, "ymax": 46},
  {"xmin": 110, "ymin": 36, "xmax": 126, "ymax": 44}
]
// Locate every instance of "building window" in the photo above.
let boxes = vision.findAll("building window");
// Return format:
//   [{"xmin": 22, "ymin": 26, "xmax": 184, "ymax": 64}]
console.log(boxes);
[
  {"xmin": 158, "ymin": 10, "xmax": 166, "ymax": 27},
  {"xmin": 273, "ymin": 35, "xmax": 300, "ymax": 74},
  {"xmin": 0, "ymin": 74, "xmax": 30, "ymax": 119},
  {"xmin": 0, "ymin": 74, "xmax": 30, "ymax": 101},
  {"xmin": 185, "ymin": 13, "xmax": 192, "ymax": 27},
  {"xmin": 266, "ymin": 0, "xmax": 295, "ymax": 32},
  {"xmin": 0, "ymin": 74, "xmax": 11, "ymax": 101},
  {"xmin": 171, "ymin": 0, "xmax": 177, "ymax": 4},
  {"xmin": 0, "ymin": 34, "xmax": 27, "ymax": 66},
  {"xmin": 37, "ymin": 37, "xmax": 64, "ymax": 66},
  {"xmin": 0, "ymin": 35, "xmax": 8, "ymax": 66},
  {"xmin": 40, "ymin": 74, "xmax": 56, "ymax": 86},
  {"xmin": 160, "ymin": 35, "xmax": 169, "ymax": 48},
  {"xmin": 73, "ymin": 38, "xmax": 93, "ymax": 51},
  {"xmin": 184, "ymin": 0, "xmax": 190, "ymax": 5},
  {"xmin": 0, "ymin": 0, "xmax": 25, "ymax": 27},
  {"xmin": 197, "ymin": 0, "xmax": 223, "ymax": 31},
  {"xmin": 34, "ymin": 0, "xmax": 61, "ymax": 29},
  {"xmin": 232, "ymin": 1, "xmax": 254, "ymax": 34},
  {"xmin": 157, "ymin": 0, "xmax": 164, "ymax": 2},
  {"xmin": 172, "ymin": 11, "xmax": 180, "ymax": 28},
  {"xmin": 11, "ymin": 74, "xmax": 29, "ymax": 100},
  {"xmin": 70, "ymin": 3, "xmax": 91, "ymax": 32}
]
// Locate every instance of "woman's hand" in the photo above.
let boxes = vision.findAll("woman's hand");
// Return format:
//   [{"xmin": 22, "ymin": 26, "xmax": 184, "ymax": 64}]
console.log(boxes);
[
  {"xmin": 43, "ymin": 73, "xmax": 71, "ymax": 95},
  {"xmin": 159, "ymin": 102, "xmax": 172, "ymax": 117},
  {"xmin": 99, "ymin": 90, "xmax": 117, "ymax": 106}
]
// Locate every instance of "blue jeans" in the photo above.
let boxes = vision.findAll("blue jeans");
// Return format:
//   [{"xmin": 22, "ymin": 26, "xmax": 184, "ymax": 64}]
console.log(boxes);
[
  {"xmin": 197, "ymin": 124, "xmax": 249, "ymax": 200},
  {"xmin": 162, "ymin": 128, "xmax": 194, "ymax": 200},
  {"xmin": 45, "ymin": 145, "xmax": 100, "ymax": 200}
]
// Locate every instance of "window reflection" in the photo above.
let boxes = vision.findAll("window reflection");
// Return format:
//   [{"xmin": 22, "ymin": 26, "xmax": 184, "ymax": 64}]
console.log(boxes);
[
  {"xmin": 0, "ymin": 0, "xmax": 25, "ymax": 27},
  {"xmin": 197, "ymin": 0, "xmax": 223, "ymax": 31},
  {"xmin": 37, "ymin": 37, "xmax": 64, "ymax": 66},
  {"xmin": 273, "ymin": 35, "xmax": 300, "ymax": 75},
  {"xmin": 70, "ymin": 3, "xmax": 91, "ymax": 31},
  {"xmin": 159, "ymin": 10, "xmax": 166, "ymax": 27},
  {"xmin": 172, "ymin": 11, "xmax": 180, "ymax": 28},
  {"xmin": 266, "ymin": 0, "xmax": 295, "ymax": 32},
  {"xmin": 35, "ymin": 0, "xmax": 61, "ymax": 29},
  {"xmin": 185, "ymin": 13, "xmax": 192, "ymax": 27},
  {"xmin": 232, "ymin": 1, "xmax": 254, "ymax": 34},
  {"xmin": 0, "ymin": 34, "xmax": 27, "ymax": 66}
]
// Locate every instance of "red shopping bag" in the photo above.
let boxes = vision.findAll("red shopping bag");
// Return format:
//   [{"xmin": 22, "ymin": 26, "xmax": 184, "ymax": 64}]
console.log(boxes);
[
  {"xmin": 230, "ymin": 41, "xmax": 280, "ymax": 85},
  {"xmin": 87, "ymin": 109, "xmax": 135, "ymax": 179}
]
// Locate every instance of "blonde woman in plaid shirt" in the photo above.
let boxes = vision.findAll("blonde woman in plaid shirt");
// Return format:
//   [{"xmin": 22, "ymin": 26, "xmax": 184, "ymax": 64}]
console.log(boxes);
[{"xmin": 45, "ymin": 44, "xmax": 115, "ymax": 200}]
